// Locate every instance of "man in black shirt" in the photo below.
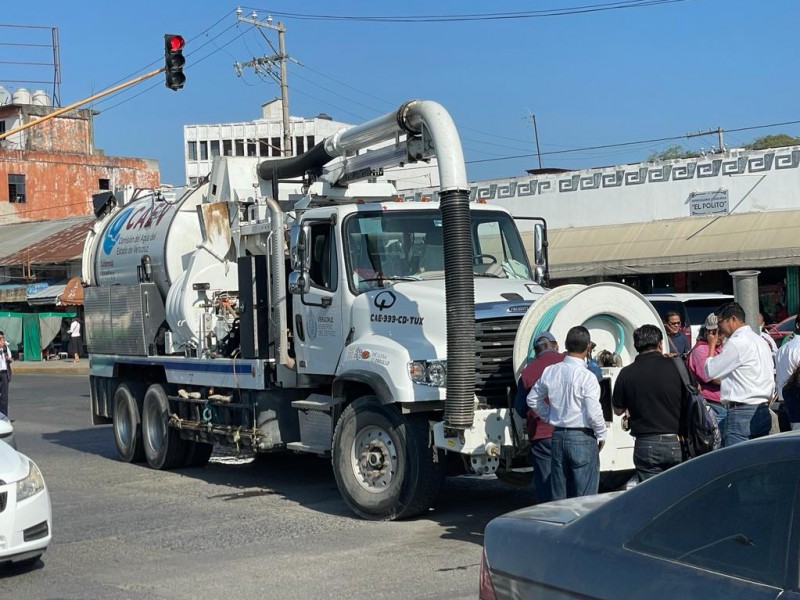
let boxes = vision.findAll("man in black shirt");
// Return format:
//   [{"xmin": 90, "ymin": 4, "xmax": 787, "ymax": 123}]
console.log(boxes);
[{"xmin": 612, "ymin": 324, "xmax": 684, "ymax": 482}]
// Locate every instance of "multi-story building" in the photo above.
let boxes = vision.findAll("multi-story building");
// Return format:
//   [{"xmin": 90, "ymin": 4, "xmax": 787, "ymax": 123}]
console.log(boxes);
[{"xmin": 0, "ymin": 89, "xmax": 160, "ymax": 223}]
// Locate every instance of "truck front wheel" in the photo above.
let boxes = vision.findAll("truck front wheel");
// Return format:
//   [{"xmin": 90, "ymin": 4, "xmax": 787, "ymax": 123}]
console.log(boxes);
[
  {"xmin": 142, "ymin": 384, "xmax": 186, "ymax": 470},
  {"xmin": 113, "ymin": 383, "xmax": 145, "ymax": 463},
  {"xmin": 332, "ymin": 396, "xmax": 444, "ymax": 520}
]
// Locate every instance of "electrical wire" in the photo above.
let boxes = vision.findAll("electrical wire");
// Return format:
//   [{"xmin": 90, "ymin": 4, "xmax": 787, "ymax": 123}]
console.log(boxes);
[{"xmin": 247, "ymin": 1, "xmax": 689, "ymax": 23}]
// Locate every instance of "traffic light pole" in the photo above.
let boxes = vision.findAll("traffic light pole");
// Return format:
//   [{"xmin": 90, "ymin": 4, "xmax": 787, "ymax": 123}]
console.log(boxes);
[{"xmin": 0, "ymin": 66, "xmax": 164, "ymax": 142}]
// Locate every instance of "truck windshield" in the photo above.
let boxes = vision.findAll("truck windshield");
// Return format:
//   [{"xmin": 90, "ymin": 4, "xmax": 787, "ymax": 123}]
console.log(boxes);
[{"xmin": 344, "ymin": 209, "xmax": 532, "ymax": 292}]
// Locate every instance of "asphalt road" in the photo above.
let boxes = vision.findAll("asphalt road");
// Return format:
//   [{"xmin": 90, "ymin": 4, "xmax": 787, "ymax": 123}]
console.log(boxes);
[{"xmin": 1, "ymin": 374, "xmax": 536, "ymax": 600}]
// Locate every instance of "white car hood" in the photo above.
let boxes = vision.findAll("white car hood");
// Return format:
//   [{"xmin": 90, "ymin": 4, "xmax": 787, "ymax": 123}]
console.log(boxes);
[{"xmin": 0, "ymin": 440, "xmax": 26, "ymax": 483}]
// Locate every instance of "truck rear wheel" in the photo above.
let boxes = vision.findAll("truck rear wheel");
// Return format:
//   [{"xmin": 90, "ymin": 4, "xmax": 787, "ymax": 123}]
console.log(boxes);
[
  {"xmin": 142, "ymin": 384, "xmax": 186, "ymax": 470},
  {"xmin": 113, "ymin": 383, "xmax": 145, "ymax": 463},
  {"xmin": 332, "ymin": 396, "xmax": 444, "ymax": 520}
]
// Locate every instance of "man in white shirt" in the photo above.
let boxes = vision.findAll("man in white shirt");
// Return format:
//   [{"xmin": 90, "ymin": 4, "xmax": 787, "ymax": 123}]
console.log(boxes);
[
  {"xmin": 528, "ymin": 326, "xmax": 606, "ymax": 500},
  {"xmin": 776, "ymin": 314, "xmax": 800, "ymax": 404},
  {"xmin": 704, "ymin": 302, "xmax": 774, "ymax": 447}
]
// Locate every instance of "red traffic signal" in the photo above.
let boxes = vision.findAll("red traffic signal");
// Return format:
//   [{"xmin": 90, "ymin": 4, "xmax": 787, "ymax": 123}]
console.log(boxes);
[{"xmin": 164, "ymin": 34, "xmax": 186, "ymax": 91}]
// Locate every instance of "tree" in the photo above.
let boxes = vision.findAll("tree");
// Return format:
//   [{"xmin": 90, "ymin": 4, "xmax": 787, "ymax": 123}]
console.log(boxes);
[
  {"xmin": 745, "ymin": 134, "xmax": 800, "ymax": 150},
  {"xmin": 647, "ymin": 145, "xmax": 700, "ymax": 161}
]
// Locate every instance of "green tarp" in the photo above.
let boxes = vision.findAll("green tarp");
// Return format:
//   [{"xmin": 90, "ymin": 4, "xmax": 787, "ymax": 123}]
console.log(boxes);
[{"xmin": 0, "ymin": 311, "xmax": 77, "ymax": 361}]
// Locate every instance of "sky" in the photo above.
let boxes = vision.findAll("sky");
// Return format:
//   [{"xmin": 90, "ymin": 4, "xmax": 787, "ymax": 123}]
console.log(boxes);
[{"xmin": 3, "ymin": 0, "xmax": 800, "ymax": 186}]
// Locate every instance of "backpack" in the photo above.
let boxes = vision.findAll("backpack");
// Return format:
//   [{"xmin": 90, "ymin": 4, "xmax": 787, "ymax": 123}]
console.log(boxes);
[{"xmin": 671, "ymin": 357, "xmax": 721, "ymax": 458}]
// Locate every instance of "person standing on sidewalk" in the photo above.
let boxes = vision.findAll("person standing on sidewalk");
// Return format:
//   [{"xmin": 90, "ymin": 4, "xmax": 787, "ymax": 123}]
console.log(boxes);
[
  {"xmin": 69, "ymin": 317, "xmax": 83, "ymax": 363},
  {"xmin": 612, "ymin": 325, "xmax": 684, "ymax": 482},
  {"xmin": 664, "ymin": 311, "xmax": 690, "ymax": 356},
  {"xmin": 687, "ymin": 316, "xmax": 726, "ymax": 434},
  {"xmin": 528, "ymin": 326, "xmax": 606, "ymax": 500},
  {"xmin": 0, "ymin": 331, "xmax": 12, "ymax": 417},
  {"xmin": 514, "ymin": 331, "xmax": 564, "ymax": 503},
  {"xmin": 704, "ymin": 302, "xmax": 774, "ymax": 446}
]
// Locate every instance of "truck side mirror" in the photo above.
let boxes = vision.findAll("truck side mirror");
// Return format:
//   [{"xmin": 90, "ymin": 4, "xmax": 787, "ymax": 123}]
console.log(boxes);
[
  {"xmin": 533, "ymin": 222, "xmax": 548, "ymax": 286},
  {"xmin": 288, "ymin": 271, "xmax": 310, "ymax": 295}
]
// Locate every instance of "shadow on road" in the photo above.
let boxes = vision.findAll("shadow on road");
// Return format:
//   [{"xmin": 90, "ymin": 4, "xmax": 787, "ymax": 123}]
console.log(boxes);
[{"xmin": 41, "ymin": 427, "xmax": 536, "ymax": 547}]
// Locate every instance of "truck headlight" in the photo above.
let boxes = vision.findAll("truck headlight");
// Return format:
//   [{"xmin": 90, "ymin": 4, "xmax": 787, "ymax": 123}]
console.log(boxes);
[
  {"xmin": 17, "ymin": 459, "xmax": 45, "ymax": 502},
  {"xmin": 408, "ymin": 360, "xmax": 447, "ymax": 387}
]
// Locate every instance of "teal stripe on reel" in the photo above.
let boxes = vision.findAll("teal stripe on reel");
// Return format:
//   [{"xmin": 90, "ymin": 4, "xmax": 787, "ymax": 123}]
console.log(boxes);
[
  {"xmin": 528, "ymin": 300, "xmax": 567, "ymax": 360},
  {"xmin": 586, "ymin": 314, "xmax": 625, "ymax": 355}
]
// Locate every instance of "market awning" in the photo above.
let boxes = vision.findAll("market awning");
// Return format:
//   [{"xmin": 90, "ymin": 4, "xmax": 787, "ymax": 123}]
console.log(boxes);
[
  {"xmin": 548, "ymin": 209, "xmax": 800, "ymax": 279},
  {"xmin": 60, "ymin": 277, "xmax": 84, "ymax": 306},
  {"xmin": 27, "ymin": 284, "xmax": 66, "ymax": 306}
]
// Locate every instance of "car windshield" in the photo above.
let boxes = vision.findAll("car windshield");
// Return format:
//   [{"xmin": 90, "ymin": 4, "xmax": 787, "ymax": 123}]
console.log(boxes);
[
  {"xmin": 344, "ymin": 209, "xmax": 532, "ymax": 292},
  {"xmin": 684, "ymin": 300, "xmax": 731, "ymax": 325}
]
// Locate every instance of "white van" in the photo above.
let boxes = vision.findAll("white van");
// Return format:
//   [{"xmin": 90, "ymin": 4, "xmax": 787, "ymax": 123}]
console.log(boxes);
[{"xmin": 645, "ymin": 293, "xmax": 734, "ymax": 346}]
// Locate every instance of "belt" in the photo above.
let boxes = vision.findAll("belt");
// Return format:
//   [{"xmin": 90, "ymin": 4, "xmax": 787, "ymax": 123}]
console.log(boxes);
[
  {"xmin": 637, "ymin": 433, "xmax": 679, "ymax": 439},
  {"xmin": 723, "ymin": 401, "xmax": 764, "ymax": 409},
  {"xmin": 554, "ymin": 426, "xmax": 594, "ymax": 433}
]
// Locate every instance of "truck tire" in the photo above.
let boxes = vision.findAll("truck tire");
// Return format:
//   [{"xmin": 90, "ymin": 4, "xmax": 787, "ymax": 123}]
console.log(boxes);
[
  {"xmin": 332, "ymin": 396, "xmax": 444, "ymax": 520},
  {"xmin": 112, "ymin": 383, "xmax": 145, "ymax": 463},
  {"xmin": 142, "ymin": 384, "xmax": 186, "ymax": 470},
  {"xmin": 182, "ymin": 441, "xmax": 214, "ymax": 468}
]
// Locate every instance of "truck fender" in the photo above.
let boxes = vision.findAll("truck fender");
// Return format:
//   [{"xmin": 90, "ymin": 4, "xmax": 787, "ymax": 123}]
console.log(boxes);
[{"xmin": 332, "ymin": 369, "xmax": 394, "ymax": 406}]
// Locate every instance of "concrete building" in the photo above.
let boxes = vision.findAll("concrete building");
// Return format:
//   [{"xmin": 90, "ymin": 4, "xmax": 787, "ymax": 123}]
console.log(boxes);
[
  {"xmin": 410, "ymin": 145, "xmax": 800, "ymax": 317},
  {"xmin": 0, "ymin": 97, "xmax": 160, "ymax": 223}
]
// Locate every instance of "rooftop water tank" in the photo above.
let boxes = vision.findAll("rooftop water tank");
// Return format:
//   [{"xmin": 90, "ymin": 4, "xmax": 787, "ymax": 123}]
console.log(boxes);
[
  {"xmin": 32, "ymin": 89, "xmax": 50, "ymax": 106},
  {"xmin": 11, "ymin": 88, "xmax": 31, "ymax": 105},
  {"xmin": 0, "ymin": 86, "xmax": 10, "ymax": 106}
]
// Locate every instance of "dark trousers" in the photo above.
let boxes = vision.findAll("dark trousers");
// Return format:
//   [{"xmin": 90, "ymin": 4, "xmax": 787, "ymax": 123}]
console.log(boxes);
[
  {"xmin": 531, "ymin": 437, "xmax": 552, "ymax": 504},
  {"xmin": 0, "ymin": 371, "xmax": 9, "ymax": 417},
  {"xmin": 633, "ymin": 434, "xmax": 683, "ymax": 482},
  {"xmin": 550, "ymin": 428, "xmax": 600, "ymax": 500}
]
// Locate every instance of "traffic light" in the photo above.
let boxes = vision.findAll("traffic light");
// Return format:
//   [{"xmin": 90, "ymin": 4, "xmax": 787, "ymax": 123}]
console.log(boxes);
[{"xmin": 164, "ymin": 34, "xmax": 186, "ymax": 91}]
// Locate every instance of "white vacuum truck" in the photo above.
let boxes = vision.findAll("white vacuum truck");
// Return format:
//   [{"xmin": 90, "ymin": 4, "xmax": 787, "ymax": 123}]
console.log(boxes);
[{"xmin": 83, "ymin": 100, "xmax": 656, "ymax": 520}]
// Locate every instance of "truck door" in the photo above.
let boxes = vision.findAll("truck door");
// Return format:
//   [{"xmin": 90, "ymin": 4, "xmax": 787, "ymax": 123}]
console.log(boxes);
[{"xmin": 293, "ymin": 219, "xmax": 345, "ymax": 375}]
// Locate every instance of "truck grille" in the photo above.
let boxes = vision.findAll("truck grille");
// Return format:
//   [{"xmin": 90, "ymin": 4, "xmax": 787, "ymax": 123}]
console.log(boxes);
[{"xmin": 475, "ymin": 317, "xmax": 523, "ymax": 407}]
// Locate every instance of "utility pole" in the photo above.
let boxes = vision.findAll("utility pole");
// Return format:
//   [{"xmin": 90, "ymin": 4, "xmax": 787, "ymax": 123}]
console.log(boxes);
[
  {"xmin": 525, "ymin": 109, "xmax": 543, "ymax": 170},
  {"xmin": 235, "ymin": 8, "xmax": 293, "ymax": 156},
  {"xmin": 687, "ymin": 126, "xmax": 725, "ymax": 153}
]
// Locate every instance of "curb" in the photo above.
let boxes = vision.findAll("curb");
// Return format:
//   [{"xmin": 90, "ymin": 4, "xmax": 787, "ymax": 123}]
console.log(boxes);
[{"xmin": 12, "ymin": 364, "xmax": 89, "ymax": 375}]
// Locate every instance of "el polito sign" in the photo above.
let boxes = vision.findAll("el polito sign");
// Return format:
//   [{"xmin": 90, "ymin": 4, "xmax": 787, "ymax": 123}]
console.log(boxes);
[{"xmin": 689, "ymin": 190, "xmax": 729, "ymax": 216}]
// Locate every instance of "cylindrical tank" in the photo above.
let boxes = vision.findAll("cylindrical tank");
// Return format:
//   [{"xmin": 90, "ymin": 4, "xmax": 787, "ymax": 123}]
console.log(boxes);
[
  {"xmin": 31, "ymin": 89, "xmax": 50, "ymax": 106},
  {"xmin": 11, "ymin": 88, "xmax": 31, "ymax": 105},
  {"xmin": 0, "ymin": 86, "xmax": 10, "ymax": 106},
  {"xmin": 82, "ymin": 185, "xmax": 207, "ymax": 299}
]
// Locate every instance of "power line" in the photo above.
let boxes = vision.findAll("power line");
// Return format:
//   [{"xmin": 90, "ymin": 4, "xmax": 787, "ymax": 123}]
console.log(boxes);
[
  {"xmin": 249, "ymin": 0, "xmax": 688, "ymax": 23},
  {"xmin": 464, "ymin": 119, "xmax": 800, "ymax": 166}
]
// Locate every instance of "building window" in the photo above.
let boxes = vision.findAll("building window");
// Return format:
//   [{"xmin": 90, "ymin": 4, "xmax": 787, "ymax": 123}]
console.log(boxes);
[
  {"xmin": 187, "ymin": 141, "xmax": 197, "ymax": 160},
  {"xmin": 0, "ymin": 121, "xmax": 5, "ymax": 135},
  {"xmin": 189, "ymin": 177, "xmax": 200, "ymax": 186},
  {"xmin": 271, "ymin": 137, "xmax": 281, "ymax": 157},
  {"xmin": 210, "ymin": 140, "xmax": 220, "ymax": 157},
  {"xmin": 259, "ymin": 138, "xmax": 270, "ymax": 156},
  {"xmin": 306, "ymin": 135, "xmax": 315, "ymax": 149},
  {"xmin": 247, "ymin": 140, "xmax": 257, "ymax": 157},
  {"xmin": 235, "ymin": 139, "xmax": 244, "ymax": 156},
  {"xmin": 8, "ymin": 173, "xmax": 25, "ymax": 203},
  {"xmin": 222, "ymin": 140, "xmax": 232, "ymax": 156},
  {"xmin": 295, "ymin": 136, "xmax": 305, "ymax": 155},
  {"xmin": 199, "ymin": 141, "xmax": 208, "ymax": 161},
  {"xmin": 99, "ymin": 178, "xmax": 110, "ymax": 190}
]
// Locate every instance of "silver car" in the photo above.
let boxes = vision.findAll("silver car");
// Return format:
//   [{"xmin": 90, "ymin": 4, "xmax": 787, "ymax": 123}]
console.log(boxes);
[{"xmin": 481, "ymin": 432, "xmax": 800, "ymax": 599}]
